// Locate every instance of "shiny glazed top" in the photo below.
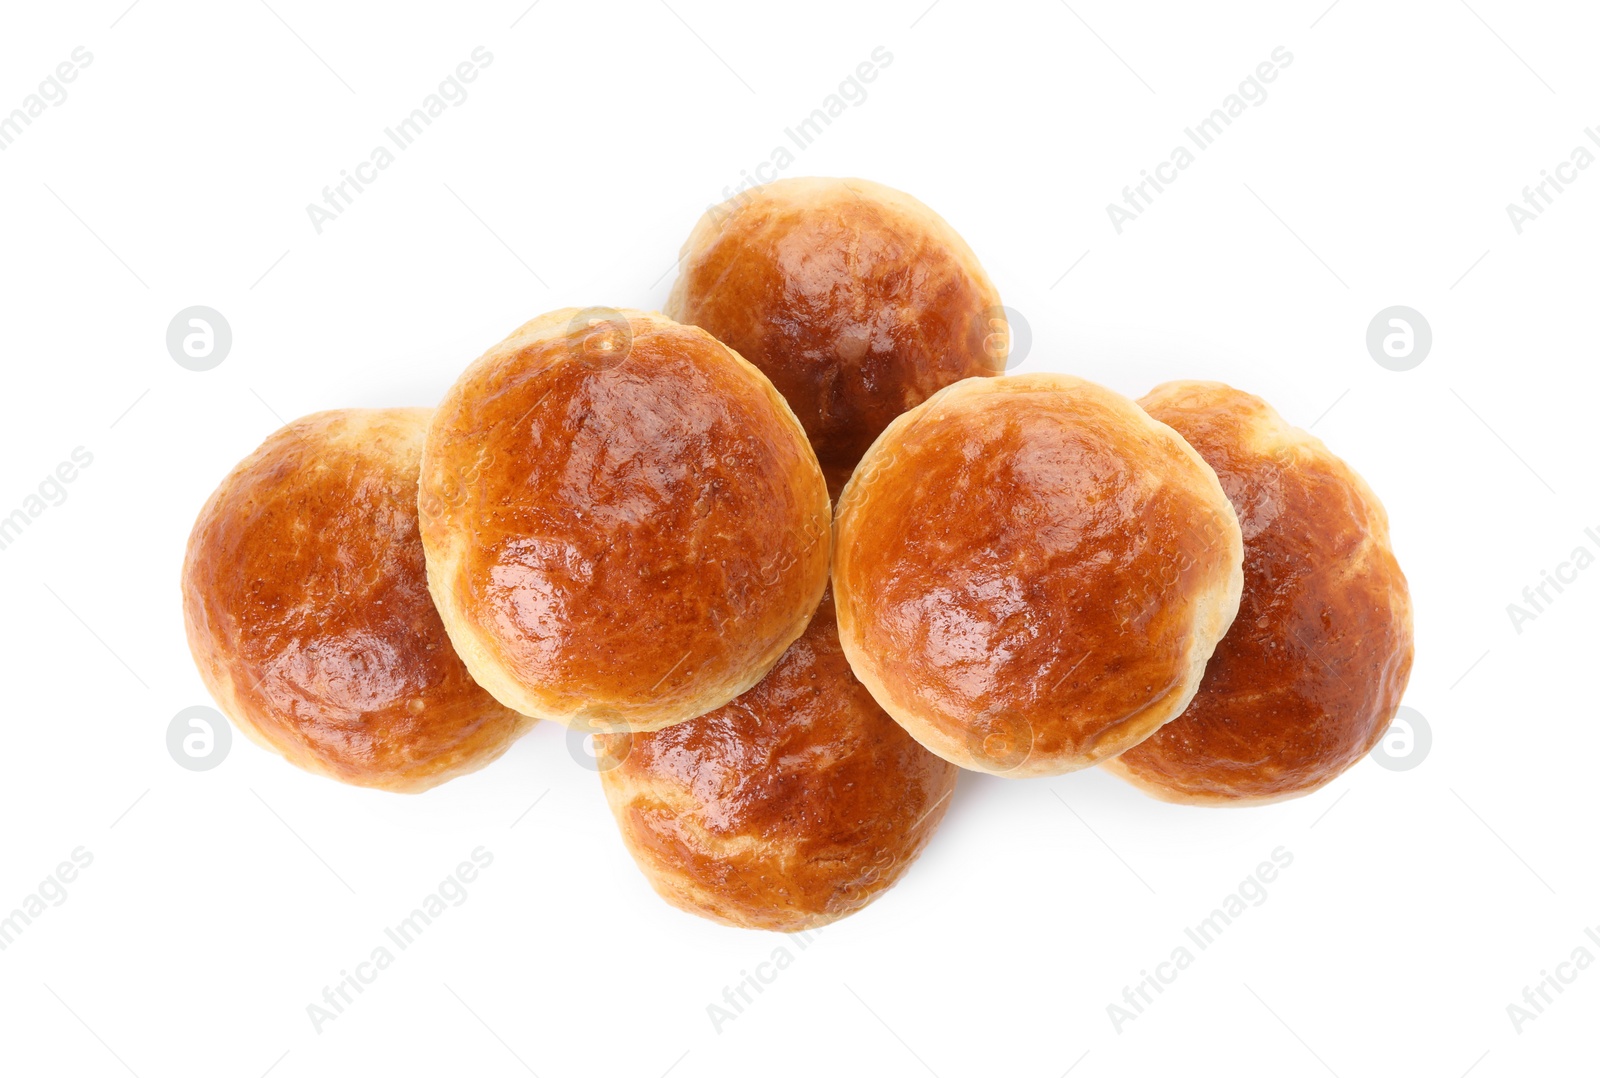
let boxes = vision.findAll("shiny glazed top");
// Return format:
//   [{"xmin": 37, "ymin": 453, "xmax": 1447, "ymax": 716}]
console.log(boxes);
[
  {"xmin": 1110, "ymin": 382, "xmax": 1414, "ymax": 803},
  {"xmin": 666, "ymin": 177, "xmax": 1004, "ymax": 495},
  {"xmin": 418, "ymin": 309, "xmax": 831, "ymax": 730},
  {"xmin": 597, "ymin": 590, "xmax": 958, "ymax": 931},
  {"xmin": 832, "ymin": 375, "xmax": 1242, "ymax": 775},
  {"xmin": 181, "ymin": 409, "xmax": 530, "ymax": 792}
]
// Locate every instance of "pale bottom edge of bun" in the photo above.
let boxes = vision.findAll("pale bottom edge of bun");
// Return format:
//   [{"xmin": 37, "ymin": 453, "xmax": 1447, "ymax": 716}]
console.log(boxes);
[
  {"xmin": 1098, "ymin": 752, "xmax": 1344, "ymax": 808},
  {"xmin": 599, "ymin": 774, "xmax": 944, "ymax": 932},
  {"xmin": 198, "ymin": 656, "xmax": 537, "ymax": 795},
  {"xmin": 642, "ymin": 872, "xmax": 888, "ymax": 933}
]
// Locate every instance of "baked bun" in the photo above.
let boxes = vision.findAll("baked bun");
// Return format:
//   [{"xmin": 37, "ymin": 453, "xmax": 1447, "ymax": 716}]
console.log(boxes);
[
  {"xmin": 181, "ymin": 409, "xmax": 533, "ymax": 793},
  {"xmin": 419, "ymin": 308, "xmax": 831, "ymax": 734},
  {"xmin": 1102, "ymin": 382, "xmax": 1414, "ymax": 805},
  {"xmin": 596, "ymin": 588, "xmax": 958, "ymax": 931},
  {"xmin": 833, "ymin": 374, "xmax": 1244, "ymax": 778},
  {"xmin": 666, "ymin": 177, "xmax": 1006, "ymax": 497}
]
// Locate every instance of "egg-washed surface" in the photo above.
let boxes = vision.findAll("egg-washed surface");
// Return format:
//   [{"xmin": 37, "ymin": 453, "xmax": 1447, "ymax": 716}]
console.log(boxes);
[
  {"xmin": 182, "ymin": 409, "xmax": 532, "ymax": 793},
  {"xmin": 1105, "ymin": 381, "xmax": 1414, "ymax": 804},
  {"xmin": 419, "ymin": 309, "xmax": 831, "ymax": 732},
  {"xmin": 597, "ymin": 590, "xmax": 958, "ymax": 931},
  {"xmin": 667, "ymin": 177, "xmax": 1004, "ymax": 497},
  {"xmin": 833, "ymin": 374, "xmax": 1243, "ymax": 777}
]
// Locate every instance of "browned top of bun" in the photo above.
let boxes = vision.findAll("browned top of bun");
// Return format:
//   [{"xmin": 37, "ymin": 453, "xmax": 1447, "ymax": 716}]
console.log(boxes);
[
  {"xmin": 419, "ymin": 309, "xmax": 830, "ymax": 731},
  {"xmin": 181, "ymin": 409, "xmax": 530, "ymax": 792},
  {"xmin": 1109, "ymin": 382, "xmax": 1414, "ymax": 803},
  {"xmin": 832, "ymin": 374, "xmax": 1242, "ymax": 777},
  {"xmin": 667, "ymin": 177, "xmax": 1004, "ymax": 493},
  {"xmin": 597, "ymin": 590, "xmax": 958, "ymax": 931}
]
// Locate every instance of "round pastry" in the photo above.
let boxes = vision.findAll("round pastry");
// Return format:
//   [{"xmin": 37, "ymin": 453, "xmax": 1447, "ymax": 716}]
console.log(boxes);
[
  {"xmin": 1102, "ymin": 381, "xmax": 1414, "ymax": 805},
  {"xmin": 596, "ymin": 588, "xmax": 958, "ymax": 931},
  {"xmin": 832, "ymin": 374, "xmax": 1244, "ymax": 778},
  {"xmin": 666, "ymin": 176, "xmax": 1007, "ymax": 497},
  {"xmin": 419, "ymin": 308, "xmax": 831, "ymax": 734},
  {"xmin": 181, "ymin": 409, "xmax": 533, "ymax": 793}
]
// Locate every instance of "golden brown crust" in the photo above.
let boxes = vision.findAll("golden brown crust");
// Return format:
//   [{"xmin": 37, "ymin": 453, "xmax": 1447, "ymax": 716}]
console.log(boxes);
[
  {"xmin": 419, "ymin": 309, "xmax": 831, "ymax": 733},
  {"xmin": 1103, "ymin": 381, "xmax": 1415, "ymax": 805},
  {"xmin": 596, "ymin": 589, "xmax": 958, "ymax": 931},
  {"xmin": 181, "ymin": 409, "xmax": 534, "ymax": 793},
  {"xmin": 666, "ymin": 177, "xmax": 1006, "ymax": 497},
  {"xmin": 832, "ymin": 374, "xmax": 1244, "ymax": 778}
]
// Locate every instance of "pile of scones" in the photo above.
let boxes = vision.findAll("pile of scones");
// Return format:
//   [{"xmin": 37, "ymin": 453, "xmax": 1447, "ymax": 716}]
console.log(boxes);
[{"xmin": 183, "ymin": 177, "xmax": 1414, "ymax": 931}]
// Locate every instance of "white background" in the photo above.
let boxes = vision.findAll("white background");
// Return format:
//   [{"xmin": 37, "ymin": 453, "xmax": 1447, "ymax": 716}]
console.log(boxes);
[{"xmin": 1, "ymin": 1, "xmax": 1596, "ymax": 1075}]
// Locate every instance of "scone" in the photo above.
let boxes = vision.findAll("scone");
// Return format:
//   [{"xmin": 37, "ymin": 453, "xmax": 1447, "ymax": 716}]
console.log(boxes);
[
  {"xmin": 832, "ymin": 374, "xmax": 1244, "ymax": 778},
  {"xmin": 666, "ymin": 177, "xmax": 1006, "ymax": 496},
  {"xmin": 596, "ymin": 589, "xmax": 959, "ymax": 931},
  {"xmin": 181, "ymin": 409, "xmax": 533, "ymax": 793},
  {"xmin": 419, "ymin": 308, "xmax": 831, "ymax": 734},
  {"xmin": 1103, "ymin": 381, "xmax": 1415, "ymax": 804}
]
